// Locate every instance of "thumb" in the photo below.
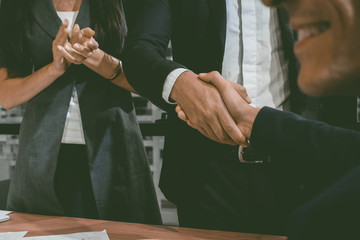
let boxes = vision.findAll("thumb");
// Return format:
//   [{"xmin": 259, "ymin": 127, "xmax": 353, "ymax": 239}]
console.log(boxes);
[
  {"xmin": 55, "ymin": 20, "xmax": 70, "ymax": 45},
  {"xmin": 81, "ymin": 27, "xmax": 95, "ymax": 38},
  {"xmin": 198, "ymin": 72, "xmax": 213, "ymax": 83},
  {"xmin": 200, "ymin": 72, "xmax": 245, "ymax": 118},
  {"xmin": 199, "ymin": 72, "xmax": 229, "ymax": 93},
  {"xmin": 72, "ymin": 24, "xmax": 80, "ymax": 37}
]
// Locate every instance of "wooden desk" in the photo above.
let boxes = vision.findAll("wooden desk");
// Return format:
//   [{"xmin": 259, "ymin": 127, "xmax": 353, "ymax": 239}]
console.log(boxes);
[{"xmin": 0, "ymin": 213, "xmax": 287, "ymax": 240}]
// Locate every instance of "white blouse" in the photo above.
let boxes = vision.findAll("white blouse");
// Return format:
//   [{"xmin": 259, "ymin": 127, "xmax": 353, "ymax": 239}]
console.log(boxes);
[{"xmin": 57, "ymin": 11, "xmax": 86, "ymax": 145}]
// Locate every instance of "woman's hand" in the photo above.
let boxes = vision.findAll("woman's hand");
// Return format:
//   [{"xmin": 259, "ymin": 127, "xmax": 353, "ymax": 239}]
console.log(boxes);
[
  {"xmin": 51, "ymin": 20, "xmax": 71, "ymax": 75},
  {"xmin": 70, "ymin": 24, "xmax": 99, "ymax": 54},
  {"xmin": 57, "ymin": 24, "xmax": 99, "ymax": 65}
]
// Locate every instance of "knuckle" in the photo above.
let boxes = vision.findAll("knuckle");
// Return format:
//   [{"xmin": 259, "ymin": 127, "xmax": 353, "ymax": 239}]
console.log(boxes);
[
  {"xmin": 209, "ymin": 70, "xmax": 220, "ymax": 76},
  {"xmin": 234, "ymin": 134, "xmax": 246, "ymax": 145},
  {"xmin": 177, "ymin": 111, "xmax": 184, "ymax": 120},
  {"xmin": 187, "ymin": 120, "xmax": 194, "ymax": 128},
  {"xmin": 218, "ymin": 131, "xmax": 228, "ymax": 142},
  {"xmin": 224, "ymin": 125, "xmax": 235, "ymax": 136},
  {"xmin": 191, "ymin": 118, "xmax": 200, "ymax": 127},
  {"xmin": 203, "ymin": 111, "xmax": 213, "ymax": 121}
]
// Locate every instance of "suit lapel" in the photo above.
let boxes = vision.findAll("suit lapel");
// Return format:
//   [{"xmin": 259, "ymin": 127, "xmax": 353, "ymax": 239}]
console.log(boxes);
[
  {"xmin": 31, "ymin": 0, "xmax": 62, "ymax": 39},
  {"xmin": 208, "ymin": 0, "xmax": 227, "ymax": 52},
  {"xmin": 31, "ymin": 0, "xmax": 90, "ymax": 39},
  {"xmin": 74, "ymin": 0, "xmax": 90, "ymax": 29}
]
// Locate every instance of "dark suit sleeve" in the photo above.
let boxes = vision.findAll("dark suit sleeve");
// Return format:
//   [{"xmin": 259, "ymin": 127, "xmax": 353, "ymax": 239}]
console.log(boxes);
[
  {"xmin": 253, "ymin": 108, "xmax": 360, "ymax": 239},
  {"xmin": 122, "ymin": 0, "xmax": 183, "ymax": 110},
  {"xmin": 251, "ymin": 107, "xmax": 360, "ymax": 174}
]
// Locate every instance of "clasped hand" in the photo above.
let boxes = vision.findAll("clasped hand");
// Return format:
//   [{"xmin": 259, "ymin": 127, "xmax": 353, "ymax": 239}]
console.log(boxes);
[
  {"xmin": 52, "ymin": 19, "xmax": 99, "ymax": 74},
  {"xmin": 175, "ymin": 71, "xmax": 260, "ymax": 147}
]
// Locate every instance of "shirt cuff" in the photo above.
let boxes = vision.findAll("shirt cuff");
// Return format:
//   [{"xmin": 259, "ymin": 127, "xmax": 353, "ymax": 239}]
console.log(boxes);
[{"xmin": 162, "ymin": 68, "xmax": 189, "ymax": 104}]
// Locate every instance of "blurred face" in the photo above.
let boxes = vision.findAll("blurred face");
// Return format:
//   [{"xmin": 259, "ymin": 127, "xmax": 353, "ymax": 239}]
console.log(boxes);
[{"xmin": 262, "ymin": 0, "xmax": 360, "ymax": 97}]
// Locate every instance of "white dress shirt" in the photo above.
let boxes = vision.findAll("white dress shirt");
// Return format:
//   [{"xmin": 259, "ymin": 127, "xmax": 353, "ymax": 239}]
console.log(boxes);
[
  {"xmin": 162, "ymin": 0, "xmax": 290, "ymax": 111},
  {"xmin": 57, "ymin": 11, "xmax": 86, "ymax": 145}
]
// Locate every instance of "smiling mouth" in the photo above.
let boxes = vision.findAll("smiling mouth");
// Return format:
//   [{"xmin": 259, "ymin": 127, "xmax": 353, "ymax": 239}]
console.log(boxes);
[{"xmin": 297, "ymin": 21, "xmax": 331, "ymax": 43}]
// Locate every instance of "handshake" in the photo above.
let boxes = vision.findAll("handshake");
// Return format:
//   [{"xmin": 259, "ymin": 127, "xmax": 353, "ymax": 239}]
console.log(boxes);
[
  {"xmin": 172, "ymin": 71, "xmax": 261, "ymax": 147},
  {"xmin": 52, "ymin": 20, "xmax": 261, "ymax": 147}
]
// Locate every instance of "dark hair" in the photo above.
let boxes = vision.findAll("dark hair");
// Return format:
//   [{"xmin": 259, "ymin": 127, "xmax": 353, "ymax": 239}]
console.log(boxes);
[
  {"xmin": 90, "ymin": 0, "xmax": 127, "ymax": 58},
  {"xmin": 0, "ymin": 0, "xmax": 33, "ymax": 76},
  {"xmin": 0, "ymin": 0, "xmax": 127, "ymax": 75}
]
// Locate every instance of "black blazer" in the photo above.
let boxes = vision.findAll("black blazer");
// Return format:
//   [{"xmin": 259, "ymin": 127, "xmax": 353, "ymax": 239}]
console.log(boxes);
[
  {"xmin": 251, "ymin": 107, "xmax": 360, "ymax": 239},
  {"xmin": 2, "ymin": 0, "xmax": 161, "ymax": 224}
]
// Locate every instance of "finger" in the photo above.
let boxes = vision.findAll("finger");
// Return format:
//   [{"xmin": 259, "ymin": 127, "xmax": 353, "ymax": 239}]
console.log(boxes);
[
  {"xmin": 72, "ymin": 24, "xmax": 80, "ymax": 36},
  {"xmin": 199, "ymin": 126, "xmax": 218, "ymax": 143},
  {"xmin": 70, "ymin": 24, "xmax": 84, "ymax": 45},
  {"xmin": 199, "ymin": 72, "xmax": 252, "ymax": 104},
  {"xmin": 206, "ymin": 115, "xmax": 238, "ymax": 146},
  {"xmin": 55, "ymin": 20, "xmax": 70, "ymax": 45},
  {"xmin": 199, "ymin": 72, "xmax": 248, "ymax": 106},
  {"xmin": 57, "ymin": 45, "xmax": 77, "ymax": 62},
  {"xmin": 198, "ymin": 72, "xmax": 240, "ymax": 105},
  {"xmin": 175, "ymin": 105, "xmax": 188, "ymax": 121},
  {"xmin": 187, "ymin": 115, "xmax": 236, "ymax": 145},
  {"xmin": 199, "ymin": 71, "xmax": 228, "ymax": 91},
  {"xmin": 58, "ymin": 45, "xmax": 83, "ymax": 64},
  {"xmin": 73, "ymin": 43, "xmax": 94, "ymax": 58},
  {"xmin": 64, "ymin": 44, "xmax": 86, "ymax": 63},
  {"xmin": 200, "ymin": 72, "xmax": 245, "ymax": 117},
  {"xmin": 186, "ymin": 120, "xmax": 218, "ymax": 143},
  {"xmin": 177, "ymin": 109, "xmax": 188, "ymax": 122},
  {"xmin": 217, "ymin": 111, "xmax": 249, "ymax": 146},
  {"xmin": 81, "ymin": 27, "xmax": 95, "ymax": 38},
  {"xmin": 211, "ymin": 129, "xmax": 237, "ymax": 145},
  {"xmin": 72, "ymin": 24, "xmax": 81, "ymax": 39},
  {"xmin": 73, "ymin": 43, "xmax": 84, "ymax": 52},
  {"xmin": 175, "ymin": 105, "xmax": 182, "ymax": 113},
  {"xmin": 229, "ymin": 81, "xmax": 252, "ymax": 104},
  {"xmin": 88, "ymin": 39, "xmax": 99, "ymax": 50},
  {"xmin": 194, "ymin": 120, "xmax": 237, "ymax": 145}
]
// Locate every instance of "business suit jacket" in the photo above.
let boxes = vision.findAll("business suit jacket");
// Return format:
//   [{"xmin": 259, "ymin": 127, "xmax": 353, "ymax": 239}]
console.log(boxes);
[
  {"xmin": 123, "ymin": 0, "xmax": 313, "ymax": 233},
  {"xmin": 3, "ymin": 0, "xmax": 161, "ymax": 224},
  {"xmin": 251, "ymin": 107, "xmax": 360, "ymax": 239}
]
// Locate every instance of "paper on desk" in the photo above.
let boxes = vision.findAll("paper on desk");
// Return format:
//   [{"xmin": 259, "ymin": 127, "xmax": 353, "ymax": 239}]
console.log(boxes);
[
  {"xmin": 0, "ymin": 231, "xmax": 28, "ymax": 240},
  {"xmin": 0, "ymin": 210, "xmax": 13, "ymax": 223},
  {"xmin": 23, "ymin": 230, "xmax": 110, "ymax": 240}
]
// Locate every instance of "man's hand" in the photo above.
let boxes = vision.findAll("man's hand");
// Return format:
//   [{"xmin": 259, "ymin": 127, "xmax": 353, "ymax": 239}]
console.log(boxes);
[
  {"xmin": 171, "ymin": 71, "xmax": 250, "ymax": 146},
  {"xmin": 198, "ymin": 72, "xmax": 261, "ymax": 140}
]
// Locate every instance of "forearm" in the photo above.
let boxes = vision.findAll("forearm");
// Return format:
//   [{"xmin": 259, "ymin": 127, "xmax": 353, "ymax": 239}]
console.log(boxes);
[
  {"xmin": 122, "ymin": 0, "xmax": 181, "ymax": 109},
  {"xmin": 122, "ymin": 46, "xmax": 182, "ymax": 110},
  {"xmin": 0, "ymin": 63, "xmax": 63, "ymax": 110},
  {"xmin": 111, "ymin": 71, "xmax": 139, "ymax": 95},
  {"xmin": 83, "ymin": 48, "xmax": 138, "ymax": 94},
  {"xmin": 83, "ymin": 49, "xmax": 118, "ymax": 79}
]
